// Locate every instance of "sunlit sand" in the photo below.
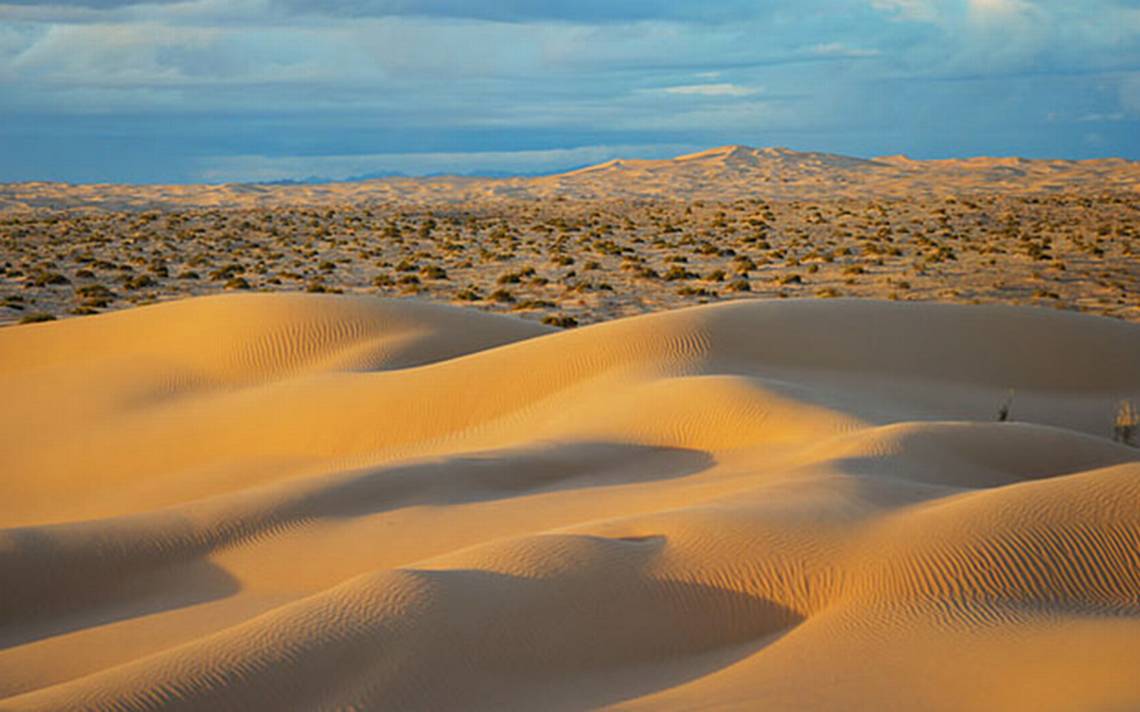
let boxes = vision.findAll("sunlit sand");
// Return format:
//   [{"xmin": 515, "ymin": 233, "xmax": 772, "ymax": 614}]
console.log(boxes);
[{"xmin": 2, "ymin": 293, "xmax": 1137, "ymax": 710}]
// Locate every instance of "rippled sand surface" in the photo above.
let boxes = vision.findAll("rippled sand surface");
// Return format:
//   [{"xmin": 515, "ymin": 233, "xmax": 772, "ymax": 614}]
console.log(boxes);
[{"xmin": 1, "ymin": 294, "xmax": 1138, "ymax": 711}]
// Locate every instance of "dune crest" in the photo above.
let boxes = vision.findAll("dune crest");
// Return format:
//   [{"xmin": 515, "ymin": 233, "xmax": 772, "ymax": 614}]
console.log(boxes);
[
  {"xmin": 3, "ymin": 145, "xmax": 1137, "ymax": 211},
  {"xmin": 1, "ymin": 295, "xmax": 1138, "ymax": 711}
]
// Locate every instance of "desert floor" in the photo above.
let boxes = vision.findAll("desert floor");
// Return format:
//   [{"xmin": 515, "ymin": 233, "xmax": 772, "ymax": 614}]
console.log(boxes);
[
  {"xmin": 2, "ymin": 193, "xmax": 1138, "ymax": 329},
  {"xmin": 1, "ymin": 292, "xmax": 1138, "ymax": 711}
]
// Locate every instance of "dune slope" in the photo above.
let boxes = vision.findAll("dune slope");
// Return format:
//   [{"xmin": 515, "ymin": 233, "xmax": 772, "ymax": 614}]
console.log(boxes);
[{"xmin": 1, "ymin": 294, "xmax": 1138, "ymax": 711}]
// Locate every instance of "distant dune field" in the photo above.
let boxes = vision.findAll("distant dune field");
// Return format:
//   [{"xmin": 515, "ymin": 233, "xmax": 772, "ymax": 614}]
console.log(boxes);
[
  {"xmin": 1, "ymin": 294, "xmax": 1138, "ymax": 710},
  {"xmin": 3, "ymin": 146, "xmax": 1139, "ymax": 212}
]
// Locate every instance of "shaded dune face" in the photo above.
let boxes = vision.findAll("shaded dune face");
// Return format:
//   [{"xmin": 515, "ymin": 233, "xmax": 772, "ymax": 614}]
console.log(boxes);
[{"xmin": 0, "ymin": 294, "xmax": 1138, "ymax": 711}]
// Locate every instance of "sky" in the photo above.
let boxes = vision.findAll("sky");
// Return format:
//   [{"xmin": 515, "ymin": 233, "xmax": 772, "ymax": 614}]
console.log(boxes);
[{"xmin": 1, "ymin": 0, "xmax": 1139, "ymax": 184}]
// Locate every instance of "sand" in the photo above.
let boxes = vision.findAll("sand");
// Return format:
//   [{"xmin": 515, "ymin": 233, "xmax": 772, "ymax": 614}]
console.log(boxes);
[
  {"xmin": 1, "ymin": 293, "xmax": 1138, "ymax": 710},
  {"xmin": 2, "ymin": 146, "xmax": 1138, "ymax": 212}
]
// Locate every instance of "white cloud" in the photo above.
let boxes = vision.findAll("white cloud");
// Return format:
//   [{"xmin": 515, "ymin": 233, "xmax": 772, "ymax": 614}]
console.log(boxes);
[
  {"xmin": 9, "ymin": 23, "xmax": 218, "ymax": 84},
  {"xmin": 967, "ymin": 0, "xmax": 1034, "ymax": 22},
  {"xmin": 809, "ymin": 42, "xmax": 881, "ymax": 58},
  {"xmin": 869, "ymin": 0, "xmax": 942, "ymax": 22},
  {"xmin": 966, "ymin": 0, "xmax": 1041, "ymax": 34},
  {"xmin": 656, "ymin": 82, "xmax": 760, "ymax": 97},
  {"xmin": 2, "ymin": 0, "xmax": 1138, "ymax": 181}
]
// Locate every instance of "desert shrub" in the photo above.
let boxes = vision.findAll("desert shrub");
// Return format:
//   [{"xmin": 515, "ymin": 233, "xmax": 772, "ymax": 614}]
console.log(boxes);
[
  {"xmin": 542, "ymin": 315, "xmax": 579, "ymax": 328},
  {"xmin": 677, "ymin": 286, "xmax": 715, "ymax": 297},
  {"xmin": 224, "ymin": 277, "xmax": 251, "ymax": 290},
  {"xmin": 778, "ymin": 273, "xmax": 803, "ymax": 285},
  {"xmin": 497, "ymin": 267, "xmax": 535, "ymax": 284},
  {"xmin": 420, "ymin": 265, "xmax": 448, "ymax": 280},
  {"xmin": 76, "ymin": 284, "xmax": 115, "ymax": 308},
  {"xmin": 121, "ymin": 274, "xmax": 156, "ymax": 290},
  {"xmin": 664, "ymin": 265, "xmax": 697, "ymax": 281},
  {"xmin": 1115, "ymin": 400, "xmax": 1138, "ymax": 446},
  {"xmin": 29, "ymin": 270, "xmax": 70, "ymax": 287},
  {"xmin": 726, "ymin": 279, "xmax": 751, "ymax": 292},
  {"xmin": 997, "ymin": 390, "xmax": 1014, "ymax": 422},
  {"xmin": 208, "ymin": 263, "xmax": 243, "ymax": 281},
  {"xmin": 489, "ymin": 288, "xmax": 515, "ymax": 303},
  {"xmin": 77, "ymin": 284, "xmax": 115, "ymax": 299},
  {"xmin": 19, "ymin": 312, "xmax": 55, "ymax": 324},
  {"xmin": 455, "ymin": 287, "xmax": 482, "ymax": 301}
]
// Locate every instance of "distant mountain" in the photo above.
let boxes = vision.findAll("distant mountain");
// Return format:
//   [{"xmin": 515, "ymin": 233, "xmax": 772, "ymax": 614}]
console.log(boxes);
[{"xmin": 2, "ymin": 146, "xmax": 1137, "ymax": 212}]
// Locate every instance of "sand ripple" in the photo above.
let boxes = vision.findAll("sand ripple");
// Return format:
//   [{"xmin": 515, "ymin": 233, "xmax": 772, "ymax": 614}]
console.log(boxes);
[{"xmin": 1, "ymin": 295, "xmax": 1138, "ymax": 710}]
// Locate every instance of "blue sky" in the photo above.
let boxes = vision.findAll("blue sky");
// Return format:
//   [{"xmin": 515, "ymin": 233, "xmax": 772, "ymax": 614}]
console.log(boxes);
[{"xmin": 1, "ymin": 0, "xmax": 1139, "ymax": 183}]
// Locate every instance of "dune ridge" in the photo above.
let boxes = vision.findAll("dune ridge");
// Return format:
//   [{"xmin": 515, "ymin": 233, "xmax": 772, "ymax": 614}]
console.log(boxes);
[
  {"xmin": 1, "ymin": 294, "xmax": 1138, "ymax": 711},
  {"xmin": 3, "ymin": 145, "xmax": 1138, "ymax": 212}
]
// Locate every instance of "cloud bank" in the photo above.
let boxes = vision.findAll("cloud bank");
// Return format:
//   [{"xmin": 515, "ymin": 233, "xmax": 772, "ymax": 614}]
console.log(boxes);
[{"xmin": 1, "ymin": 0, "xmax": 1138, "ymax": 182}]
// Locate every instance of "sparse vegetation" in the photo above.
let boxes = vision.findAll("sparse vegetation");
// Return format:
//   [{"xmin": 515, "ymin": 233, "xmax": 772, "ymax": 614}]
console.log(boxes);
[
  {"xmin": 1115, "ymin": 400, "xmax": 1138, "ymax": 447},
  {"xmin": 2, "ymin": 191, "xmax": 1137, "ymax": 328},
  {"xmin": 542, "ymin": 314, "xmax": 578, "ymax": 328},
  {"xmin": 19, "ymin": 312, "xmax": 56, "ymax": 324}
]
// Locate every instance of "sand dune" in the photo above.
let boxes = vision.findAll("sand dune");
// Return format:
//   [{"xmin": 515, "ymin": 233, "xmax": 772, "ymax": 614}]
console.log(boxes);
[
  {"xmin": 1, "ymin": 295, "xmax": 1138, "ymax": 710},
  {"xmin": 2, "ymin": 145, "xmax": 1137, "ymax": 212}
]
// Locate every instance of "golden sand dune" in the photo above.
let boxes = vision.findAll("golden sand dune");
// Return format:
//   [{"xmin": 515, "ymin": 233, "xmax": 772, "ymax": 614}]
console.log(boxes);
[
  {"xmin": 2, "ymin": 145, "xmax": 1137, "ymax": 212},
  {"xmin": 1, "ymin": 295, "xmax": 1138, "ymax": 711}
]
